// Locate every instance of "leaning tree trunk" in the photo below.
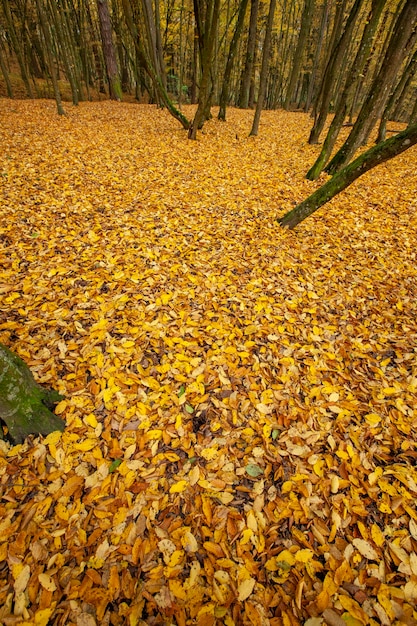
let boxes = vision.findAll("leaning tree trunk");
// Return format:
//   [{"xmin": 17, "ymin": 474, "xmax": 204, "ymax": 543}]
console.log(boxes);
[
  {"xmin": 306, "ymin": 0, "xmax": 386, "ymax": 180},
  {"xmin": 0, "ymin": 343, "xmax": 65, "ymax": 443},
  {"xmin": 308, "ymin": 0, "xmax": 363, "ymax": 145},
  {"xmin": 278, "ymin": 122, "xmax": 417, "ymax": 229},
  {"xmin": 325, "ymin": 0, "xmax": 417, "ymax": 175}
]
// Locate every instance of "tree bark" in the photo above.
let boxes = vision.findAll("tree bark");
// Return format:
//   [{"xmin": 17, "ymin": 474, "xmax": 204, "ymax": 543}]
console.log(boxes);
[
  {"xmin": 35, "ymin": 0, "xmax": 65, "ymax": 115},
  {"xmin": 0, "ymin": 343, "xmax": 65, "ymax": 444},
  {"xmin": 377, "ymin": 48, "xmax": 417, "ymax": 143},
  {"xmin": 0, "ymin": 46, "xmax": 13, "ymax": 98},
  {"xmin": 97, "ymin": 0, "xmax": 122, "ymax": 100},
  {"xmin": 218, "ymin": 0, "xmax": 249, "ymax": 121},
  {"xmin": 284, "ymin": 0, "xmax": 315, "ymax": 111},
  {"xmin": 326, "ymin": 0, "xmax": 417, "ymax": 175},
  {"xmin": 249, "ymin": 0, "xmax": 277, "ymax": 136},
  {"xmin": 238, "ymin": 0, "xmax": 259, "ymax": 109},
  {"xmin": 122, "ymin": 0, "xmax": 190, "ymax": 129},
  {"xmin": 278, "ymin": 122, "xmax": 417, "ymax": 229},
  {"xmin": 308, "ymin": 0, "xmax": 363, "ymax": 145},
  {"xmin": 307, "ymin": 0, "xmax": 386, "ymax": 179},
  {"xmin": 1, "ymin": 0, "xmax": 33, "ymax": 98},
  {"xmin": 188, "ymin": 0, "xmax": 220, "ymax": 139}
]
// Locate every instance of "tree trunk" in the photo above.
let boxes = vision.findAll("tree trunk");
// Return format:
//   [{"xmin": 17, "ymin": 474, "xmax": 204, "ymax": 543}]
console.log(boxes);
[
  {"xmin": 284, "ymin": 0, "xmax": 315, "ymax": 111},
  {"xmin": 0, "ymin": 46, "xmax": 13, "ymax": 98},
  {"xmin": 326, "ymin": 0, "xmax": 417, "ymax": 175},
  {"xmin": 304, "ymin": 0, "xmax": 329, "ymax": 112},
  {"xmin": 35, "ymin": 0, "xmax": 65, "ymax": 115},
  {"xmin": 308, "ymin": 0, "xmax": 363, "ymax": 145},
  {"xmin": 0, "ymin": 343, "xmax": 65, "ymax": 444},
  {"xmin": 249, "ymin": 0, "xmax": 277, "ymax": 136},
  {"xmin": 377, "ymin": 48, "xmax": 417, "ymax": 143},
  {"xmin": 188, "ymin": 0, "xmax": 220, "ymax": 139},
  {"xmin": 122, "ymin": 0, "xmax": 190, "ymax": 129},
  {"xmin": 238, "ymin": 0, "xmax": 259, "ymax": 109},
  {"xmin": 307, "ymin": 0, "xmax": 386, "ymax": 179},
  {"xmin": 97, "ymin": 0, "xmax": 122, "ymax": 100},
  {"xmin": 1, "ymin": 0, "xmax": 33, "ymax": 97},
  {"xmin": 48, "ymin": 0, "xmax": 80, "ymax": 105},
  {"xmin": 278, "ymin": 122, "xmax": 417, "ymax": 230},
  {"xmin": 218, "ymin": 0, "xmax": 249, "ymax": 121}
]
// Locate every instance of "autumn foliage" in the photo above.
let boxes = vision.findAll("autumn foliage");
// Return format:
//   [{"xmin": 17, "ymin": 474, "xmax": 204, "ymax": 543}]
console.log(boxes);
[{"xmin": 1, "ymin": 100, "xmax": 417, "ymax": 625}]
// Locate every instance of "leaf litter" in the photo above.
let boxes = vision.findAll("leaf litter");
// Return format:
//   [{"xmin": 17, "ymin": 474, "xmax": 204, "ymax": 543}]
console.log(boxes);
[{"xmin": 0, "ymin": 100, "xmax": 417, "ymax": 625}]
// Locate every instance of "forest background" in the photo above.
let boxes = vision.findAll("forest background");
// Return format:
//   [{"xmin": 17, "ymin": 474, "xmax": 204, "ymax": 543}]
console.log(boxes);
[{"xmin": 1, "ymin": 0, "xmax": 417, "ymax": 625}]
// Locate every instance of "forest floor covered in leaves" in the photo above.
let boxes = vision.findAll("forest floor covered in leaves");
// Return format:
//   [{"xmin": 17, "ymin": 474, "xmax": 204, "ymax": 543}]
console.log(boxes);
[{"xmin": 0, "ymin": 100, "xmax": 417, "ymax": 626}]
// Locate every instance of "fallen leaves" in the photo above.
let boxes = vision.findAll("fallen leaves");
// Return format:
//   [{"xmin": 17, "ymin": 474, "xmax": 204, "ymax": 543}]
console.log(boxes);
[{"xmin": 0, "ymin": 100, "xmax": 417, "ymax": 625}]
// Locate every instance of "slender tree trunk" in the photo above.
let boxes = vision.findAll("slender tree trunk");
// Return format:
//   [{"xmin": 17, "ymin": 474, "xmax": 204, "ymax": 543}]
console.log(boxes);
[
  {"xmin": 377, "ymin": 48, "xmax": 417, "ymax": 143},
  {"xmin": 284, "ymin": 0, "xmax": 315, "ymax": 110},
  {"xmin": 307, "ymin": 0, "xmax": 386, "ymax": 179},
  {"xmin": 97, "ymin": 0, "xmax": 122, "ymax": 100},
  {"xmin": 48, "ymin": 0, "xmax": 80, "ymax": 105},
  {"xmin": 308, "ymin": 0, "xmax": 363, "ymax": 145},
  {"xmin": 122, "ymin": 0, "xmax": 190, "ymax": 129},
  {"xmin": 35, "ymin": 0, "xmax": 65, "ymax": 114},
  {"xmin": 409, "ymin": 91, "xmax": 417, "ymax": 125},
  {"xmin": 188, "ymin": 0, "xmax": 220, "ymax": 139},
  {"xmin": 238, "ymin": 0, "xmax": 259, "ymax": 108},
  {"xmin": 278, "ymin": 122, "xmax": 417, "ymax": 229},
  {"xmin": 1, "ymin": 0, "xmax": 33, "ymax": 97},
  {"xmin": 310, "ymin": 0, "xmax": 345, "ymax": 122},
  {"xmin": 218, "ymin": 0, "xmax": 249, "ymax": 121},
  {"xmin": 190, "ymin": 22, "xmax": 199, "ymax": 104},
  {"xmin": 326, "ymin": 0, "xmax": 417, "ymax": 175},
  {"xmin": 249, "ymin": 0, "xmax": 277, "ymax": 136},
  {"xmin": 0, "ymin": 45, "xmax": 13, "ymax": 97},
  {"xmin": 153, "ymin": 0, "xmax": 166, "ymax": 89},
  {"xmin": 304, "ymin": 0, "xmax": 329, "ymax": 112}
]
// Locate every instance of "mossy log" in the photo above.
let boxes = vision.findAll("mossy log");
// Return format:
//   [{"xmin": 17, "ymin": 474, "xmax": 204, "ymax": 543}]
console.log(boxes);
[{"xmin": 0, "ymin": 343, "xmax": 65, "ymax": 443}]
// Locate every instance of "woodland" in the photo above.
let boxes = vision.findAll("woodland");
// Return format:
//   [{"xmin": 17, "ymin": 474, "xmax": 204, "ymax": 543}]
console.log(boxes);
[{"xmin": 1, "ymin": 0, "xmax": 417, "ymax": 625}]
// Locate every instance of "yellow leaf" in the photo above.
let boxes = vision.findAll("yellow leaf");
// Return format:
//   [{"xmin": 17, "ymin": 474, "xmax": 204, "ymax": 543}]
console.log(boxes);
[
  {"xmin": 237, "ymin": 577, "xmax": 256, "ymax": 601},
  {"xmin": 371, "ymin": 524, "xmax": 385, "ymax": 548},
  {"xmin": 338, "ymin": 596, "xmax": 369, "ymax": 624},
  {"xmin": 182, "ymin": 531, "xmax": 198, "ymax": 553},
  {"xmin": 13, "ymin": 564, "xmax": 31, "ymax": 594},
  {"xmin": 170, "ymin": 480, "xmax": 188, "ymax": 493},
  {"xmin": 35, "ymin": 607, "xmax": 56, "ymax": 626},
  {"xmin": 38, "ymin": 573, "xmax": 57, "ymax": 592},
  {"xmin": 43, "ymin": 431, "xmax": 62, "ymax": 445},
  {"xmin": 169, "ymin": 579, "xmax": 187, "ymax": 600},
  {"xmin": 352, "ymin": 538, "xmax": 379, "ymax": 560},
  {"xmin": 295, "ymin": 549, "xmax": 314, "ymax": 563},
  {"xmin": 276, "ymin": 550, "xmax": 296, "ymax": 566},
  {"xmin": 73, "ymin": 438, "xmax": 97, "ymax": 451},
  {"xmin": 364, "ymin": 413, "xmax": 381, "ymax": 426}
]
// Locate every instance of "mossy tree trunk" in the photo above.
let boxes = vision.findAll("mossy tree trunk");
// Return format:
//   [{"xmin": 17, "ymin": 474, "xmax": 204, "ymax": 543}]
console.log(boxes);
[
  {"xmin": 306, "ymin": 0, "xmax": 386, "ymax": 180},
  {"xmin": 325, "ymin": 0, "xmax": 417, "ymax": 175},
  {"xmin": 0, "ymin": 343, "xmax": 65, "ymax": 444},
  {"xmin": 278, "ymin": 122, "xmax": 417, "ymax": 230}
]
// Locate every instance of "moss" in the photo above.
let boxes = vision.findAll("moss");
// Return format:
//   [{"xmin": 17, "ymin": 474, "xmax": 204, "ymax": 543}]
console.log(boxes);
[{"xmin": 0, "ymin": 343, "xmax": 65, "ymax": 443}]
